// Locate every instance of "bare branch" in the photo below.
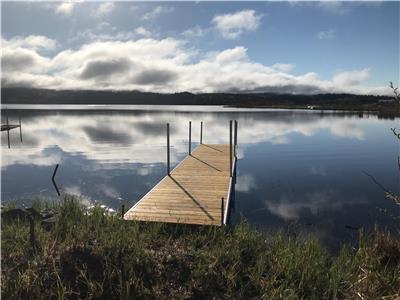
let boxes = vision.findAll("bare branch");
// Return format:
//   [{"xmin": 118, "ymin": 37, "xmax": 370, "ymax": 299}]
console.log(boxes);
[{"xmin": 363, "ymin": 171, "xmax": 400, "ymax": 206}]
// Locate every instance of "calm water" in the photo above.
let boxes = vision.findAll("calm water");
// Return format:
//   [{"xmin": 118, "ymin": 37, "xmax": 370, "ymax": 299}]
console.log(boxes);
[{"xmin": 1, "ymin": 105, "xmax": 399, "ymax": 250}]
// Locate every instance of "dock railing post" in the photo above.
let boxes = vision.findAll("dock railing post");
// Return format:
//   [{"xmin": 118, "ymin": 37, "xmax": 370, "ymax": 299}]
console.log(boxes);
[
  {"xmin": 229, "ymin": 120, "xmax": 232, "ymax": 177},
  {"xmin": 234, "ymin": 120, "xmax": 238, "ymax": 158},
  {"xmin": 221, "ymin": 197, "xmax": 224, "ymax": 226},
  {"xmin": 6, "ymin": 113, "xmax": 10, "ymax": 149},
  {"xmin": 189, "ymin": 121, "xmax": 191, "ymax": 155},
  {"xmin": 200, "ymin": 121, "xmax": 203, "ymax": 144},
  {"xmin": 167, "ymin": 123, "xmax": 170, "ymax": 175},
  {"xmin": 19, "ymin": 116, "xmax": 22, "ymax": 142}
]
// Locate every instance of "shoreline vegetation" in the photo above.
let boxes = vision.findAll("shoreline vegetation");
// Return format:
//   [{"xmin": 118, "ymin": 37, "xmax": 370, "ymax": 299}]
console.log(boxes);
[
  {"xmin": 2, "ymin": 87, "xmax": 399, "ymax": 118},
  {"xmin": 2, "ymin": 196, "xmax": 399, "ymax": 299}
]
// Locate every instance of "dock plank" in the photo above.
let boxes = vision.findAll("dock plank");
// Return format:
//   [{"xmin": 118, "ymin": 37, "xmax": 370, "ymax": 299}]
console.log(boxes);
[{"xmin": 124, "ymin": 144, "xmax": 235, "ymax": 226}]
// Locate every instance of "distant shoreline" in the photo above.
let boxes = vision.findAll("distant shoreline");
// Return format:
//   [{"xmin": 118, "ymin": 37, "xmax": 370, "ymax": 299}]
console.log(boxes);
[{"xmin": 2, "ymin": 87, "xmax": 398, "ymax": 117}]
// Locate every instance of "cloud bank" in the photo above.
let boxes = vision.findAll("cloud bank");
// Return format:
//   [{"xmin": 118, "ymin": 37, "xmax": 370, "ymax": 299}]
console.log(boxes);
[{"xmin": 1, "ymin": 35, "xmax": 390, "ymax": 95}]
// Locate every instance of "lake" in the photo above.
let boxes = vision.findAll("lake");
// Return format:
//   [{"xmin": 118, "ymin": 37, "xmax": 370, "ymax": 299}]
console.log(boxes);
[{"xmin": 1, "ymin": 105, "xmax": 399, "ymax": 251}]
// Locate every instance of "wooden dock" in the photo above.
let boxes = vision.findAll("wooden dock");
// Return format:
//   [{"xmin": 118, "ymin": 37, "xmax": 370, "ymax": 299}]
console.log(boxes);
[{"xmin": 124, "ymin": 121, "xmax": 237, "ymax": 226}]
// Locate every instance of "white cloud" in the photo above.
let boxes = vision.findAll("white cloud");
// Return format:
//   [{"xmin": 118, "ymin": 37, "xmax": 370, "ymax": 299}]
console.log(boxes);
[
  {"xmin": 1, "ymin": 35, "xmax": 390, "ymax": 95},
  {"xmin": 2, "ymin": 35, "xmax": 57, "ymax": 51},
  {"xmin": 272, "ymin": 63, "xmax": 295, "ymax": 73},
  {"xmin": 142, "ymin": 6, "xmax": 174, "ymax": 21},
  {"xmin": 93, "ymin": 2, "xmax": 114, "ymax": 18},
  {"xmin": 333, "ymin": 68, "xmax": 370, "ymax": 86},
  {"xmin": 55, "ymin": 1, "xmax": 78, "ymax": 16},
  {"xmin": 134, "ymin": 27, "xmax": 152, "ymax": 38},
  {"xmin": 317, "ymin": 1, "xmax": 350, "ymax": 15},
  {"xmin": 212, "ymin": 9, "xmax": 262, "ymax": 39},
  {"xmin": 182, "ymin": 25, "xmax": 205, "ymax": 38},
  {"xmin": 317, "ymin": 29, "xmax": 335, "ymax": 40}
]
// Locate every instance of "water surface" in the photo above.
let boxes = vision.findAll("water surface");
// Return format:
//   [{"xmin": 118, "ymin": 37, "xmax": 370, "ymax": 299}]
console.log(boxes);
[{"xmin": 1, "ymin": 105, "xmax": 399, "ymax": 250}]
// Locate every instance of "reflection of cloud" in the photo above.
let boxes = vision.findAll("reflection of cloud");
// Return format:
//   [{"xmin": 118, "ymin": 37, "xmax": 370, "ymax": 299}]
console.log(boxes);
[
  {"xmin": 137, "ymin": 166, "xmax": 154, "ymax": 176},
  {"xmin": 64, "ymin": 185, "xmax": 92, "ymax": 205},
  {"xmin": 330, "ymin": 123, "xmax": 365, "ymax": 140},
  {"xmin": 269, "ymin": 136, "xmax": 291, "ymax": 145},
  {"xmin": 310, "ymin": 166, "xmax": 327, "ymax": 176},
  {"xmin": 97, "ymin": 184, "xmax": 120, "ymax": 198},
  {"xmin": 266, "ymin": 190, "xmax": 366, "ymax": 221},
  {"xmin": 236, "ymin": 174, "xmax": 256, "ymax": 192},
  {"xmin": 1, "ymin": 110, "xmax": 369, "ymax": 169}
]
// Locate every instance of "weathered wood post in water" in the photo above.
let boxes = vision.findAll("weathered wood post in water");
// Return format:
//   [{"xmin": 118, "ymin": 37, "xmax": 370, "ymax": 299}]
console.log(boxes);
[
  {"xmin": 6, "ymin": 113, "xmax": 10, "ymax": 149},
  {"xmin": 200, "ymin": 121, "xmax": 203, "ymax": 144},
  {"xmin": 19, "ymin": 116, "xmax": 22, "ymax": 142},
  {"xmin": 52, "ymin": 164, "xmax": 60, "ymax": 196},
  {"xmin": 221, "ymin": 197, "xmax": 224, "ymax": 226},
  {"xmin": 189, "ymin": 121, "xmax": 192, "ymax": 155},
  {"xmin": 167, "ymin": 123, "xmax": 170, "ymax": 175},
  {"xmin": 230, "ymin": 120, "xmax": 233, "ymax": 177}
]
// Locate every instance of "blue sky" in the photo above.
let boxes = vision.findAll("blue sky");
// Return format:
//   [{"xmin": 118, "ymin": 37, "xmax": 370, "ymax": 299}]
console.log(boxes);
[{"xmin": 1, "ymin": 1, "xmax": 398, "ymax": 94}]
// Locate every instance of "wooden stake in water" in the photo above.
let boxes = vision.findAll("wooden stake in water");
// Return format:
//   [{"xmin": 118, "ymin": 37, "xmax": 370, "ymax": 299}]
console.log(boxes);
[
  {"xmin": 19, "ymin": 116, "xmax": 22, "ymax": 142},
  {"xmin": 167, "ymin": 123, "xmax": 170, "ymax": 175},
  {"xmin": 6, "ymin": 113, "xmax": 10, "ymax": 149}
]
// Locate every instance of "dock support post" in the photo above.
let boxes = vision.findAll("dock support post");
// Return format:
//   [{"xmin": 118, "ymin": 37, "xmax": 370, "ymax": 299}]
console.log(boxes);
[
  {"xmin": 229, "ymin": 120, "xmax": 232, "ymax": 177},
  {"xmin": 6, "ymin": 113, "xmax": 10, "ymax": 149},
  {"xmin": 200, "ymin": 121, "xmax": 203, "ymax": 144},
  {"xmin": 167, "ymin": 123, "xmax": 170, "ymax": 175},
  {"xmin": 19, "ymin": 116, "xmax": 22, "ymax": 142},
  {"xmin": 221, "ymin": 197, "xmax": 224, "ymax": 226},
  {"xmin": 189, "ymin": 121, "xmax": 191, "ymax": 155},
  {"xmin": 234, "ymin": 120, "xmax": 238, "ymax": 158}
]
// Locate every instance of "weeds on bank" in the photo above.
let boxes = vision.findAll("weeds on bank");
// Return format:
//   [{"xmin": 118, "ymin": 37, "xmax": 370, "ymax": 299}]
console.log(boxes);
[{"xmin": 1, "ymin": 195, "xmax": 399, "ymax": 299}]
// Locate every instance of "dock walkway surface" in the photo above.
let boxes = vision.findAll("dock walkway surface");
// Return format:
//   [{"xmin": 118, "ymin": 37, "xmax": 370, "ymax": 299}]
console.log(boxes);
[{"xmin": 124, "ymin": 144, "xmax": 235, "ymax": 226}]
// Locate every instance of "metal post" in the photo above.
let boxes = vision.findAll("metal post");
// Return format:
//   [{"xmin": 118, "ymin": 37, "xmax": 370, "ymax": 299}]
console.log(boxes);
[
  {"xmin": 6, "ymin": 113, "xmax": 10, "ymax": 149},
  {"xmin": 19, "ymin": 116, "xmax": 22, "ymax": 142},
  {"xmin": 221, "ymin": 197, "xmax": 224, "ymax": 226},
  {"xmin": 229, "ymin": 120, "xmax": 232, "ymax": 177},
  {"xmin": 189, "ymin": 121, "xmax": 191, "ymax": 155},
  {"xmin": 167, "ymin": 123, "xmax": 170, "ymax": 175},
  {"xmin": 234, "ymin": 120, "xmax": 238, "ymax": 158},
  {"xmin": 200, "ymin": 121, "xmax": 203, "ymax": 144}
]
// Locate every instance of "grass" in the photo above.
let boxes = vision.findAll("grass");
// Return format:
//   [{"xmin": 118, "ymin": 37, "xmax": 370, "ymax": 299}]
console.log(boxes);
[{"xmin": 2, "ymin": 195, "xmax": 399, "ymax": 299}]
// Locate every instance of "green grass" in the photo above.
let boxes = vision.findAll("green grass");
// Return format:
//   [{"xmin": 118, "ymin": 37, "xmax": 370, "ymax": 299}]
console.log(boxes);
[{"xmin": 2, "ymin": 195, "xmax": 399, "ymax": 299}]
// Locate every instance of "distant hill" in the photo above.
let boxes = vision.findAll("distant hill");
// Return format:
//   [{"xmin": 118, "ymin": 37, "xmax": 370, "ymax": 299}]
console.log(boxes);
[{"xmin": 1, "ymin": 88, "xmax": 394, "ymax": 108}]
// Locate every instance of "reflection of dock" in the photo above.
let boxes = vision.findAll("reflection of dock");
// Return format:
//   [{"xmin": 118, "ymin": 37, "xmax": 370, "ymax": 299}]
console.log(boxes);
[
  {"xmin": 125, "ymin": 121, "xmax": 237, "ymax": 226},
  {"xmin": 1, "ymin": 114, "xmax": 22, "ymax": 148},
  {"xmin": 1, "ymin": 124, "xmax": 20, "ymax": 131}
]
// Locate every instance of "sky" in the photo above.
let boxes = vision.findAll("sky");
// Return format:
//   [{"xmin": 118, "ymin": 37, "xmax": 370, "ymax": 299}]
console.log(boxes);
[{"xmin": 1, "ymin": 1, "xmax": 399, "ymax": 95}]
